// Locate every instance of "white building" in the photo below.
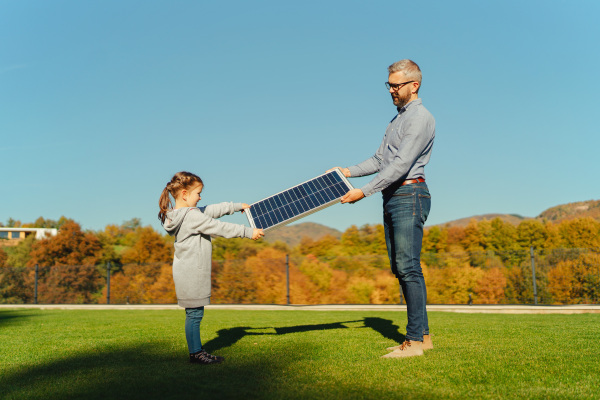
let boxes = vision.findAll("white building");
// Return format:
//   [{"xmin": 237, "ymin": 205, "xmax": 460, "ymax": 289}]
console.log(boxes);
[{"xmin": 0, "ymin": 227, "xmax": 58, "ymax": 246}]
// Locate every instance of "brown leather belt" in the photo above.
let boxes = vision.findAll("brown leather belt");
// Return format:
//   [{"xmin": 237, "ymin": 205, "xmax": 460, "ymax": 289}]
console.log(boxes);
[{"xmin": 401, "ymin": 178, "xmax": 425, "ymax": 186}]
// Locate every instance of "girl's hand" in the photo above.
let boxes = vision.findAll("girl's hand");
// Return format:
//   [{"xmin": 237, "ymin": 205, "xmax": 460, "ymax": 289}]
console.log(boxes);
[
  {"xmin": 241, "ymin": 203, "xmax": 250, "ymax": 212},
  {"xmin": 326, "ymin": 167, "xmax": 351, "ymax": 177},
  {"xmin": 252, "ymin": 228, "xmax": 264, "ymax": 240}
]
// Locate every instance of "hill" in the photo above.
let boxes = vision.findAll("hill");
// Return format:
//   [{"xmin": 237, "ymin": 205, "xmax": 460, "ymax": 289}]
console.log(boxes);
[
  {"xmin": 434, "ymin": 199, "xmax": 600, "ymax": 228},
  {"xmin": 537, "ymin": 199, "xmax": 600, "ymax": 223},
  {"xmin": 434, "ymin": 213, "xmax": 530, "ymax": 228},
  {"xmin": 261, "ymin": 200, "xmax": 600, "ymax": 245},
  {"xmin": 264, "ymin": 222, "xmax": 341, "ymax": 247}
]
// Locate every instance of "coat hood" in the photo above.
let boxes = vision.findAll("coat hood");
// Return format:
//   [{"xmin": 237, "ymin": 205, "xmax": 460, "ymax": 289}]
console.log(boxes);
[{"xmin": 163, "ymin": 207, "xmax": 192, "ymax": 235}]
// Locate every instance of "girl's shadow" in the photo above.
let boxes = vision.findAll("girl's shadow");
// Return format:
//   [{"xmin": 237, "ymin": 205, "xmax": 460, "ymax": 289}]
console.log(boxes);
[{"xmin": 204, "ymin": 318, "xmax": 404, "ymax": 352}]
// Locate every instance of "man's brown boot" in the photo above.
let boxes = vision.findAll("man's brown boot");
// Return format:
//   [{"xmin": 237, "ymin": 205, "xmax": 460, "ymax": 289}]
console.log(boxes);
[
  {"xmin": 381, "ymin": 340, "xmax": 424, "ymax": 358},
  {"xmin": 387, "ymin": 335, "xmax": 433, "ymax": 351},
  {"xmin": 423, "ymin": 334, "xmax": 433, "ymax": 350}
]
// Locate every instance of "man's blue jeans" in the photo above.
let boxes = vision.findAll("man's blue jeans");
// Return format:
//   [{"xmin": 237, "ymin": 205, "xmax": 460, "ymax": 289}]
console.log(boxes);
[
  {"xmin": 383, "ymin": 182, "xmax": 430, "ymax": 342},
  {"xmin": 185, "ymin": 307, "xmax": 204, "ymax": 354}
]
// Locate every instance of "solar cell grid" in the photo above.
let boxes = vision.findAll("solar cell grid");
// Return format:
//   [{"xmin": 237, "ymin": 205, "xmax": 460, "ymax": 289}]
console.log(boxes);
[{"xmin": 245, "ymin": 169, "xmax": 354, "ymax": 231}]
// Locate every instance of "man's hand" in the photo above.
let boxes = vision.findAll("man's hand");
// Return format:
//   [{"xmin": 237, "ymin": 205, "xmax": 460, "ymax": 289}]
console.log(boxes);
[
  {"xmin": 340, "ymin": 189, "xmax": 365, "ymax": 204},
  {"xmin": 327, "ymin": 167, "xmax": 351, "ymax": 178}
]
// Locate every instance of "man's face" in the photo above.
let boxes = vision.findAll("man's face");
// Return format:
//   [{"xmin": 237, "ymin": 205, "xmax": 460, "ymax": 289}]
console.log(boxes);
[{"xmin": 388, "ymin": 71, "xmax": 413, "ymax": 108}]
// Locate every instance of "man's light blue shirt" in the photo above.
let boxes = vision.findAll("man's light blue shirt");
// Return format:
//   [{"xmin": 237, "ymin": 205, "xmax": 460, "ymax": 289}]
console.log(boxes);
[{"xmin": 348, "ymin": 98, "xmax": 435, "ymax": 197}]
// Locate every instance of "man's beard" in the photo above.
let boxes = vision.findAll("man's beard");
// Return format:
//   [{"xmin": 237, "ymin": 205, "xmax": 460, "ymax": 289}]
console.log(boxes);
[{"xmin": 392, "ymin": 91, "xmax": 411, "ymax": 109}]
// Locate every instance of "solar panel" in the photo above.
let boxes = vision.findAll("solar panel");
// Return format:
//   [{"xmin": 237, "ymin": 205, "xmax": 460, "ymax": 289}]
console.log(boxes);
[{"xmin": 246, "ymin": 169, "xmax": 354, "ymax": 231}]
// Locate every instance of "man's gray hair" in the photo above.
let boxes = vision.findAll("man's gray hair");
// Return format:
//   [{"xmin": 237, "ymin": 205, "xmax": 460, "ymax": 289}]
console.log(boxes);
[{"xmin": 388, "ymin": 59, "xmax": 422, "ymax": 92}]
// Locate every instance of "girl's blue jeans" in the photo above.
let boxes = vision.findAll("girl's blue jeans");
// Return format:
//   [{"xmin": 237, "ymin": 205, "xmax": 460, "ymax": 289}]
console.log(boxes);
[
  {"xmin": 185, "ymin": 306, "xmax": 204, "ymax": 354},
  {"xmin": 383, "ymin": 182, "xmax": 431, "ymax": 342}
]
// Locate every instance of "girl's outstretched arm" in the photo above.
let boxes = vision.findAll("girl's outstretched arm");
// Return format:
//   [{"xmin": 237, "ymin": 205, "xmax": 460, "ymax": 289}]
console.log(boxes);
[{"xmin": 199, "ymin": 202, "xmax": 246, "ymax": 219}]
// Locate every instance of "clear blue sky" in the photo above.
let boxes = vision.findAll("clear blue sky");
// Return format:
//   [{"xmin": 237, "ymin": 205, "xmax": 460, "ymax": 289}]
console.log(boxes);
[{"xmin": 2, "ymin": 0, "xmax": 599, "ymax": 234}]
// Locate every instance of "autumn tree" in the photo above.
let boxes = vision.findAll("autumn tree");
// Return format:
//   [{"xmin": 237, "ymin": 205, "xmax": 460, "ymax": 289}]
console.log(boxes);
[
  {"xmin": 297, "ymin": 235, "xmax": 341, "ymax": 259},
  {"xmin": 422, "ymin": 225, "xmax": 448, "ymax": 253},
  {"xmin": 212, "ymin": 237, "xmax": 266, "ymax": 261},
  {"xmin": 558, "ymin": 217, "xmax": 600, "ymax": 248},
  {"xmin": 339, "ymin": 224, "xmax": 387, "ymax": 256},
  {"xmin": 120, "ymin": 226, "xmax": 172, "ymax": 264},
  {"xmin": 27, "ymin": 221, "xmax": 103, "ymax": 303},
  {"xmin": 516, "ymin": 219, "xmax": 548, "ymax": 249},
  {"xmin": 106, "ymin": 263, "xmax": 170, "ymax": 304},
  {"xmin": 423, "ymin": 255, "xmax": 483, "ymax": 304},
  {"xmin": 244, "ymin": 247, "xmax": 288, "ymax": 304},
  {"xmin": 0, "ymin": 248, "xmax": 23, "ymax": 303},
  {"xmin": 474, "ymin": 267, "xmax": 507, "ymax": 304},
  {"xmin": 548, "ymin": 252, "xmax": 600, "ymax": 304},
  {"xmin": 212, "ymin": 258, "xmax": 257, "ymax": 303}
]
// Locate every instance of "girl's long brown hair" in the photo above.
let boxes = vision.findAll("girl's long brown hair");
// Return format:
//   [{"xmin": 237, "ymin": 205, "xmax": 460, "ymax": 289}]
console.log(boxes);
[{"xmin": 158, "ymin": 171, "xmax": 203, "ymax": 223}]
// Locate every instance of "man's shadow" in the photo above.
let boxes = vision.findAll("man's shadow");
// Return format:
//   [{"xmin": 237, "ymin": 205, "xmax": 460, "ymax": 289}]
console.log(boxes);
[
  {"xmin": 203, "ymin": 317, "xmax": 405, "ymax": 352},
  {"xmin": 363, "ymin": 317, "xmax": 405, "ymax": 344}
]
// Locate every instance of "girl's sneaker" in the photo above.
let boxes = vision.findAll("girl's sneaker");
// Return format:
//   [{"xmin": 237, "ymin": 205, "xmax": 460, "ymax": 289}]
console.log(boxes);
[{"xmin": 189, "ymin": 350, "xmax": 224, "ymax": 364}]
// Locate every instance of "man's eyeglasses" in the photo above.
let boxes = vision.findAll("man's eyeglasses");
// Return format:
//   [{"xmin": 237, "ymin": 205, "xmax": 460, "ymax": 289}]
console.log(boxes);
[{"xmin": 385, "ymin": 81, "xmax": 414, "ymax": 91}]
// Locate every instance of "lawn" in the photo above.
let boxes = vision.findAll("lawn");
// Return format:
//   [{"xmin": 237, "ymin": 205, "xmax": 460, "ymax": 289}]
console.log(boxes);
[{"xmin": 1, "ymin": 308, "xmax": 599, "ymax": 400}]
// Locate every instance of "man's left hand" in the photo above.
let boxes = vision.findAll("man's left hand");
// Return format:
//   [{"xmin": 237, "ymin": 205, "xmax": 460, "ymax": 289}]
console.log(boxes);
[{"xmin": 341, "ymin": 189, "xmax": 365, "ymax": 204}]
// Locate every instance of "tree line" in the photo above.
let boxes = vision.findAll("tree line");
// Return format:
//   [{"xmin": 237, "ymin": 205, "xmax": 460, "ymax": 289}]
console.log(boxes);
[{"xmin": 1, "ymin": 216, "xmax": 599, "ymax": 305}]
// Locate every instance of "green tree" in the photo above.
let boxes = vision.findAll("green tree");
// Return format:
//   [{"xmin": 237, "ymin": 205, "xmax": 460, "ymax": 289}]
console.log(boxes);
[
  {"xmin": 516, "ymin": 219, "xmax": 548, "ymax": 249},
  {"xmin": 558, "ymin": 218, "xmax": 600, "ymax": 248}
]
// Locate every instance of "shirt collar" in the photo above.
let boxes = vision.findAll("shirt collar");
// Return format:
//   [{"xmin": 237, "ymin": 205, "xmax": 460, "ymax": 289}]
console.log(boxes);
[{"xmin": 397, "ymin": 97, "xmax": 422, "ymax": 113}]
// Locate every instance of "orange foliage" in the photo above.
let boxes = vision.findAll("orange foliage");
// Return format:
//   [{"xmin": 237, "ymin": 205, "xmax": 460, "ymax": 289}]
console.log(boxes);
[
  {"xmin": 106, "ymin": 263, "xmax": 175, "ymax": 304},
  {"xmin": 120, "ymin": 227, "xmax": 172, "ymax": 264},
  {"xmin": 212, "ymin": 259, "xmax": 257, "ymax": 304},
  {"xmin": 424, "ymin": 261, "xmax": 483, "ymax": 304},
  {"xmin": 474, "ymin": 267, "xmax": 507, "ymax": 304},
  {"xmin": 28, "ymin": 221, "xmax": 102, "ymax": 267},
  {"xmin": 548, "ymin": 252, "xmax": 600, "ymax": 304},
  {"xmin": 26, "ymin": 221, "xmax": 104, "ymax": 303},
  {"xmin": 245, "ymin": 248, "xmax": 287, "ymax": 304}
]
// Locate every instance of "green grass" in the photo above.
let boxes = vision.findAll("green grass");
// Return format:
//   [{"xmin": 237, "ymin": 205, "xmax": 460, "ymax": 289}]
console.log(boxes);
[{"xmin": 1, "ymin": 309, "xmax": 599, "ymax": 400}]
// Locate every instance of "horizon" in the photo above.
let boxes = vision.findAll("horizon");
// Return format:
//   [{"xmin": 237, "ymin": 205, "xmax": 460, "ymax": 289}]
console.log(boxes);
[{"xmin": 3, "ymin": 197, "xmax": 598, "ymax": 233}]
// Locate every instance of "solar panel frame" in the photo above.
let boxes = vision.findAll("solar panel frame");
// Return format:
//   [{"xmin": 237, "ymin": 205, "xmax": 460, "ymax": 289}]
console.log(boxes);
[{"xmin": 245, "ymin": 169, "xmax": 354, "ymax": 231}]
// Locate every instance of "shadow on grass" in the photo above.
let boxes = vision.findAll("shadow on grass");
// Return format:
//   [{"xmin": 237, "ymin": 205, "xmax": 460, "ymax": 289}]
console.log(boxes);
[
  {"xmin": 363, "ymin": 317, "xmax": 406, "ymax": 345},
  {"xmin": 0, "ymin": 309, "xmax": 36, "ymax": 329},
  {"xmin": 204, "ymin": 318, "xmax": 404, "ymax": 352},
  {"xmin": 1, "ymin": 342, "xmax": 301, "ymax": 400},
  {"xmin": 2, "ymin": 317, "xmax": 417, "ymax": 400},
  {"xmin": 205, "ymin": 321, "xmax": 363, "ymax": 351}
]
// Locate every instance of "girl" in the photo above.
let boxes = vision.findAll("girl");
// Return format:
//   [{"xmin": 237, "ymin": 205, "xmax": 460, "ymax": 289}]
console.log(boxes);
[{"xmin": 158, "ymin": 171, "xmax": 264, "ymax": 364}]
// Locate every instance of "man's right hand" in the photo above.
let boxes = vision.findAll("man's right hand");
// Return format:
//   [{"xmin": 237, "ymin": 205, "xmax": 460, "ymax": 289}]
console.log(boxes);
[
  {"xmin": 341, "ymin": 189, "xmax": 365, "ymax": 204},
  {"xmin": 327, "ymin": 167, "xmax": 351, "ymax": 177}
]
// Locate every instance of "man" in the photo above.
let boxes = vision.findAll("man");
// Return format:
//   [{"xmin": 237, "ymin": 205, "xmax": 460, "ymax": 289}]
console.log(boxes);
[{"xmin": 331, "ymin": 59, "xmax": 435, "ymax": 358}]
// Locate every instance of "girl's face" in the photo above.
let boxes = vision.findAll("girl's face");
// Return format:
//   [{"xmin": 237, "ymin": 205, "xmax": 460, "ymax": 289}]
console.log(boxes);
[{"xmin": 181, "ymin": 183, "xmax": 203, "ymax": 207}]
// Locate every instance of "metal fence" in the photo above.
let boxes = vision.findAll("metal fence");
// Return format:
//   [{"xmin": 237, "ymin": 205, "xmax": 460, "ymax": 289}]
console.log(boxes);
[{"xmin": 1, "ymin": 248, "xmax": 598, "ymax": 305}]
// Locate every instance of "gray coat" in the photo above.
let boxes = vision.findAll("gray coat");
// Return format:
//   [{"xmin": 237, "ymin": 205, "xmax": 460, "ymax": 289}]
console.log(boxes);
[{"xmin": 163, "ymin": 203, "xmax": 254, "ymax": 308}]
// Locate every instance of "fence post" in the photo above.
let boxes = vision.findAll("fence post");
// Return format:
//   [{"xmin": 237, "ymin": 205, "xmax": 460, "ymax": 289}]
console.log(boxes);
[
  {"xmin": 106, "ymin": 262, "xmax": 111, "ymax": 305},
  {"xmin": 286, "ymin": 255, "xmax": 290, "ymax": 305},
  {"xmin": 530, "ymin": 246, "xmax": 538, "ymax": 305},
  {"xmin": 34, "ymin": 264, "xmax": 39, "ymax": 304}
]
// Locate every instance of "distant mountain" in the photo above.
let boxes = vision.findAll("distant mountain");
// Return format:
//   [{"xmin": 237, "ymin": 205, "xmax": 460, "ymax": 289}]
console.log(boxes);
[
  {"xmin": 433, "ymin": 213, "xmax": 531, "ymax": 228},
  {"xmin": 262, "ymin": 200, "xmax": 600, "ymax": 246},
  {"xmin": 435, "ymin": 199, "xmax": 600, "ymax": 228},
  {"xmin": 264, "ymin": 222, "xmax": 342, "ymax": 247},
  {"xmin": 537, "ymin": 199, "xmax": 600, "ymax": 223}
]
